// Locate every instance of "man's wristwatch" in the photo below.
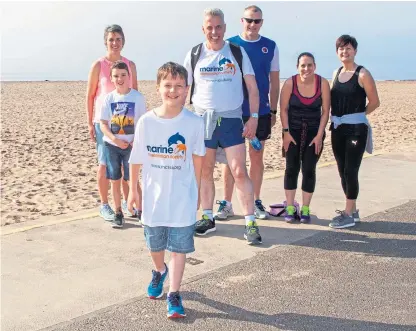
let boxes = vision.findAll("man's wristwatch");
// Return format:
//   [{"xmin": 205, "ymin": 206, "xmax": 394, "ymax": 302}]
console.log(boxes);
[
  {"xmin": 270, "ymin": 109, "xmax": 277, "ymax": 115},
  {"xmin": 282, "ymin": 128, "xmax": 289, "ymax": 133},
  {"xmin": 251, "ymin": 113, "xmax": 259, "ymax": 119}
]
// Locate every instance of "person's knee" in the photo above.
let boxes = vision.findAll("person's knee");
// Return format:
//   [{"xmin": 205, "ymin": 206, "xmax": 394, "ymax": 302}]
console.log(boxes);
[
  {"xmin": 230, "ymin": 162, "xmax": 248, "ymax": 182},
  {"xmin": 97, "ymin": 165, "xmax": 107, "ymax": 178},
  {"xmin": 202, "ymin": 162, "xmax": 215, "ymax": 180},
  {"xmin": 248, "ymin": 149, "xmax": 264, "ymax": 169}
]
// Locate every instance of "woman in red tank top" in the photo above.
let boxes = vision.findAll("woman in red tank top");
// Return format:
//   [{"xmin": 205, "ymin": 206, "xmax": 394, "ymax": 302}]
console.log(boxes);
[
  {"xmin": 86, "ymin": 25, "xmax": 138, "ymax": 221},
  {"xmin": 279, "ymin": 52, "xmax": 330, "ymax": 223}
]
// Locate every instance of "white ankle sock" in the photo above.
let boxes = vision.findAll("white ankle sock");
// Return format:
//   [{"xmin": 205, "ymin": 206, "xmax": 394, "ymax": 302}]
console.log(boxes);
[
  {"xmin": 225, "ymin": 200, "xmax": 232, "ymax": 207},
  {"xmin": 203, "ymin": 209, "xmax": 213, "ymax": 220},
  {"xmin": 245, "ymin": 214, "xmax": 255, "ymax": 226}
]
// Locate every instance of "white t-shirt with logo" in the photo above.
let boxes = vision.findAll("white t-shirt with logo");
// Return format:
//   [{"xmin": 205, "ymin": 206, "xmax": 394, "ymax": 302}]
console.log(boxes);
[
  {"xmin": 184, "ymin": 41, "xmax": 255, "ymax": 112},
  {"xmin": 101, "ymin": 89, "xmax": 147, "ymax": 146},
  {"xmin": 129, "ymin": 108, "xmax": 206, "ymax": 227}
]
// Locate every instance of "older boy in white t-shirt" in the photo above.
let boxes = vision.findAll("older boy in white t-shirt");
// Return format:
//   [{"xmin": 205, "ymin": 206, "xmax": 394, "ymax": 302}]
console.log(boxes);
[{"xmin": 128, "ymin": 62, "xmax": 205, "ymax": 318}]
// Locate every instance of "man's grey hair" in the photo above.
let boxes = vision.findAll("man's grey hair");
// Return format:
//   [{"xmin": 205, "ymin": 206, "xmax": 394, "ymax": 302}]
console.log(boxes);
[
  {"xmin": 244, "ymin": 5, "xmax": 263, "ymax": 14},
  {"xmin": 203, "ymin": 8, "xmax": 225, "ymax": 22}
]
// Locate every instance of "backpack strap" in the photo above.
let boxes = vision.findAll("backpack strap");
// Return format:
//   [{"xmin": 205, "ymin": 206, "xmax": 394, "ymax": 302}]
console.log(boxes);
[
  {"xmin": 189, "ymin": 43, "xmax": 203, "ymax": 105},
  {"xmin": 229, "ymin": 42, "xmax": 248, "ymax": 100}
]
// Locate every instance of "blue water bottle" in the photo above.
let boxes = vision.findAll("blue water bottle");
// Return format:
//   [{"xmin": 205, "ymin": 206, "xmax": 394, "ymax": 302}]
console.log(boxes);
[{"xmin": 249, "ymin": 136, "xmax": 262, "ymax": 151}]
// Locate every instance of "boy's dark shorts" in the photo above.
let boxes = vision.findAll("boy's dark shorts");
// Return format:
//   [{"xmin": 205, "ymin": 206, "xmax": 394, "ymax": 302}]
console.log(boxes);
[
  {"xmin": 242, "ymin": 113, "xmax": 272, "ymax": 141},
  {"xmin": 104, "ymin": 142, "xmax": 131, "ymax": 181}
]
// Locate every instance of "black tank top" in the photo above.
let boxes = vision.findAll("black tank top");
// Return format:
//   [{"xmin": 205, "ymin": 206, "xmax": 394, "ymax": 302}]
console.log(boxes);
[
  {"xmin": 331, "ymin": 65, "xmax": 367, "ymax": 117},
  {"xmin": 288, "ymin": 74, "xmax": 322, "ymax": 130}
]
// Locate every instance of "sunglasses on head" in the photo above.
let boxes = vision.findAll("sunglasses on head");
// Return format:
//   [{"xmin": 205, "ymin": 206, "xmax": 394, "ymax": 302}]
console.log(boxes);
[{"xmin": 243, "ymin": 18, "xmax": 263, "ymax": 24}]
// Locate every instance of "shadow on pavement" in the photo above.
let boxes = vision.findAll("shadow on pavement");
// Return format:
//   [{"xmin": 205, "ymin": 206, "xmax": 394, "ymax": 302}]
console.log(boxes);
[{"xmin": 175, "ymin": 292, "xmax": 414, "ymax": 330}]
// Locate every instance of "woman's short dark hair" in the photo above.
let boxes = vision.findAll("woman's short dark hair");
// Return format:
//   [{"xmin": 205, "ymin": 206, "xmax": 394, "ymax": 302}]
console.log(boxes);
[
  {"xmin": 104, "ymin": 24, "xmax": 125, "ymax": 46},
  {"xmin": 336, "ymin": 34, "xmax": 358, "ymax": 50},
  {"xmin": 297, "ymin": 52, "xmax": 315, "ymax": 66}
]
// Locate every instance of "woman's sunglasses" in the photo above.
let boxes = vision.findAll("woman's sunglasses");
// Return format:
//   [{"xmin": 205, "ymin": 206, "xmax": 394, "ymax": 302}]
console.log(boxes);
[{"xmin": 243, "ymin": 18, "xmax": 263, "ymax": 24}]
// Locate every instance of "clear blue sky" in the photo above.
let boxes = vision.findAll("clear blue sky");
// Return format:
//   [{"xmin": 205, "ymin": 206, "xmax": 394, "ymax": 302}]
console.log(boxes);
[{"xmin": 1, "ymin": 1, "xmax": 415, "ymax": 81}]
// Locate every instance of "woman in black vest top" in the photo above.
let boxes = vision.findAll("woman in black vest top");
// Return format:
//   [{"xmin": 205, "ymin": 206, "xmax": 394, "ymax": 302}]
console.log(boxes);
[
  {"xmin": 280, "ymin": 52, "xmax": 330, "ymax": 223},
  {"xmin": 329, "ymin": 35, "xmax": 380, "ymax": 229}
]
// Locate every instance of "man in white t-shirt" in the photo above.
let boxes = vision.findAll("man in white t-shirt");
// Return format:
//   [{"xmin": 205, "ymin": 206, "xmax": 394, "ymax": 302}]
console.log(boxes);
[{"xmin": 184, "ymin": 8, "xmax": 262, "ymax": 245}]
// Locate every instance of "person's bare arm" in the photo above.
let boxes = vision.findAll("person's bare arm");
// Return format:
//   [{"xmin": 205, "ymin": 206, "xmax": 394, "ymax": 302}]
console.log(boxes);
[
  {"xmin": 100, "ymin": 120, "xmax": 129, "ymax": 149},
  {"xmin": 243, "ymin": 74, "xmax": 259, "ymax": 139},
  {"xmin": 359, "ymin": 68, "xmax": 380, "ymax": 115},
  {"xmin": 130, "ymin": 61, "xmax": 138, "ymax": 90},
  {"xmin": 279, "ymin": 79, "xmax": 296, "ymax": 152},
  {"xmin": 127, "ymin": 164, "xmax": 142, "ymax": 212},
  {"xmin": 192, "ymin": 154, "xmax": 203, "ymax": 209},
  {"xmin": 269, "ymin": 71, "xmax": 280, "ymax": 127},
  {"xmin": 310, "ymin": 78, "xmax": 330, "ymax": 154},
  {"xmin": 86, "ymin": 61, "xmax": 100, "ymax": 142}
]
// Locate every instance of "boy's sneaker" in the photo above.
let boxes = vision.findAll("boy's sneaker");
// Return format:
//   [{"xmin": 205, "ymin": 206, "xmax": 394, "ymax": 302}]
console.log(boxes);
[
  {"xmin": 147, "ymin": 263, "xmax": 169, "ymax": 299},
  {"xmin": 135, "ymin": 210, "xmax": 143, "ymax": 226},
  {"xmin": 353, "ymin": 210, "xmax": 360, "ymax": 223},
  {"xmin": 244, "ymin": 220, "xmax": 262, "ymax": 245},
  {"xmin": 329, "ymin": 211, "xmax": 355, "ymax": 229},
  {"xmin": 167, "ymin": 291, "xmax": 186, "ymax": 318},
  {"xmin": 100, "ymin": 204, "xmax": 115, "ymax": 221},
  {"xmin": 195, "ymin": 215, "xmax": 216, "ymax": 236},
  {"xmin": 300, "ymin": 205, "xmax": 311, "ymax": 223},
  {"xmin": 213, "ymin": 200, "xmax": 234, "ymax": 220},
  {"xmin": 121, "ymin": 200, "xmax": 136, "ymax": 217},
  {"xmin": 111, "ymin": 211, "xmax": 124, "ymax": 228},
  {"xmin": 285, "ymin": 205, "xmax": 297, "ymax": 223},
  {"xmin": 254, "ymin": 200, "xmax": 268, "ymax": 220}
]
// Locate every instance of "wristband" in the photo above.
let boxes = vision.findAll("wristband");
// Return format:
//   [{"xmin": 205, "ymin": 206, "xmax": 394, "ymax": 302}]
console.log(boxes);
[{"xmin": 270, "ymin": 109, "xmax": 277, "ymax": 115}]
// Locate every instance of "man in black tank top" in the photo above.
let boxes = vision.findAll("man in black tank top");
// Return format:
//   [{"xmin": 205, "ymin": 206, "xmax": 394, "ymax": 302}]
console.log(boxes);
[{"xmin": 329, "ymin": 35, "xmax": 380, "ymax": 229}]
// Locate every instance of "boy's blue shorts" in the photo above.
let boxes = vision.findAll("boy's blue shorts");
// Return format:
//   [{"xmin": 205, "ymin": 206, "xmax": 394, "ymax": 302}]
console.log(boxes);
[
  {"xmin": 104, "ymin": 142, "xmax": 131, "ymax": 181},
  {"xmin": 144, "ymin": 224, "xmax": 195, "ymax": 254}
]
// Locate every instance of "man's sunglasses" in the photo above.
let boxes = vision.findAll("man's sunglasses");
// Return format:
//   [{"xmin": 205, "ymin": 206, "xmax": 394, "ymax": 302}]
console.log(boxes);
[{"xmin": 242, "ymin": 18, "xmax": 263, "ymax": 24}]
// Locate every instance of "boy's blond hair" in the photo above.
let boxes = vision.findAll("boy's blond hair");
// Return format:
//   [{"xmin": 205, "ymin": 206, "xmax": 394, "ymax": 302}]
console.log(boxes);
[{"xmin": 156, "ymin": 62, "xmax": 188, "ymax": 86}]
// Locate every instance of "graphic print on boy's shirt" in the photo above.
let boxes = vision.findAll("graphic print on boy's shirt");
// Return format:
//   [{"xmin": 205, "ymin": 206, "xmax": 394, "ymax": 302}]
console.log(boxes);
[
  {"xmin": 110, "ymin": 102, "xmax": 135, "ymax": 135},
  {"xmin": 147, "ymin": 132, "xmax": 188, "ymax": 162}
]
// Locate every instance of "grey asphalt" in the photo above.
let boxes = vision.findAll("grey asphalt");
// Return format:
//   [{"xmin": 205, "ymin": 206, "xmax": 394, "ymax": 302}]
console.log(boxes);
[
  {"xmin": 2, "ymin": 148, "xmax": 416, "ymax": 331},
  {"xmin": 45, "ymin": 200, "xmax": 416, "ymax": 331}
]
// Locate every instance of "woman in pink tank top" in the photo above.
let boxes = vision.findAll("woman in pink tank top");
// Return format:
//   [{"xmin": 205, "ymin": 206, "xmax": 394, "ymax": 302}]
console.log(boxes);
[{"xmin": 86, "ymin": 24, "xmax": 138, "ymax": 220}]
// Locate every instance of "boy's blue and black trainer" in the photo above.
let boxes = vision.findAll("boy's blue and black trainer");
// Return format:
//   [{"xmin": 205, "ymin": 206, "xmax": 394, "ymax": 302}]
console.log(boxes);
[
  {"xmin": 147, "ymin": 263, "xmax": 169, "ymax": 299},
  {"xmin": 167, "ymin": 291, "xmax": 186, "ymax": 318}
]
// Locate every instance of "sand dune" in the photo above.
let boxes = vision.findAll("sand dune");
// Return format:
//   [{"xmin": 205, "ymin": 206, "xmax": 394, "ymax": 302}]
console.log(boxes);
[{"xmin": 1, "ymin": 81, "xmax": 415, "ymax": 225}]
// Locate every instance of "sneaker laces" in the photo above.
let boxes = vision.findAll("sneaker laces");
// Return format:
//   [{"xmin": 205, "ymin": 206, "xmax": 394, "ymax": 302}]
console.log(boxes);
[
  {"xmin": 103, "ymin": 204, "xmax": 114, "ymax": 214},
  {"xmin": 216, "ymin": 200, "xmax": 227, "ymax": 212},
  {"xmin": 247, "ymin": 221, "xmax": 259, "ymax": 235},
  {"xmin": 168, "ymin": 292, "xmax": 181, "ymax": 307},
  {"xmin": 197, "ymin": 214, "xmax": 211, "ymax": 227},
  {"xmin": 151, "ymin": 270, "xmax": 162, "ymax": 288},
  {"xmin": 255, "ymin": 200, "xmax": 265, "ymax": 212},
  {"xmin": 333, "ymin": 209, "xmax": 345, "ymax": 222}
]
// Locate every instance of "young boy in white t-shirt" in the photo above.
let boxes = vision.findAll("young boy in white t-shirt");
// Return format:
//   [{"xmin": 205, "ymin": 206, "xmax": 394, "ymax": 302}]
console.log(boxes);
[
  {"xmin": 100, "ymin": 61, "xmax": 146, "ymax": 228},
  {"xmin": 128, "ymin": 62, "xmax": 205, "ymax": 318}
]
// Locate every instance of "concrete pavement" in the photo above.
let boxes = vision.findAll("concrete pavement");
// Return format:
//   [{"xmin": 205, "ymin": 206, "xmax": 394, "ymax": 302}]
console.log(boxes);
[{"xmin": 1, "ymin": 148, "xmax": 416, "ymax": 331}]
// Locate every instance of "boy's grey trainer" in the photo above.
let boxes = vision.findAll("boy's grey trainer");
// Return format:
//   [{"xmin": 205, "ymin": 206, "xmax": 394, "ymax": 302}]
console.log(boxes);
[{"xmin": 100, "ymin": 204, "xmax": 115, "ymax": 221}]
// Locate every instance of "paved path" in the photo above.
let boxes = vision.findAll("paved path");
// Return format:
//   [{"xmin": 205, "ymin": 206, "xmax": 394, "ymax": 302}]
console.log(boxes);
[{"xmin": 2, "ymin": 149, "xmax": 416, "ymax": 331}]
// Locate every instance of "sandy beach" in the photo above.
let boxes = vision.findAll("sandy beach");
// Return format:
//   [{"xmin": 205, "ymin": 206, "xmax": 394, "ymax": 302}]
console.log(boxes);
[{"xmin": 1, "ymin": 80, "xmax": 415, "ymax": 226}]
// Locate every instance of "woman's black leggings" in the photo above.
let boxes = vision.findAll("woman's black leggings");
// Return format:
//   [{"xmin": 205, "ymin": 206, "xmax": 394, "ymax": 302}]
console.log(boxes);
[
  {"xmin": 284, "ymin": 126, "xmax": 324, "ymax": 193},
  {"xmin": 331, "ymin": 124, "xmax": 368, "ymax": 200}
]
